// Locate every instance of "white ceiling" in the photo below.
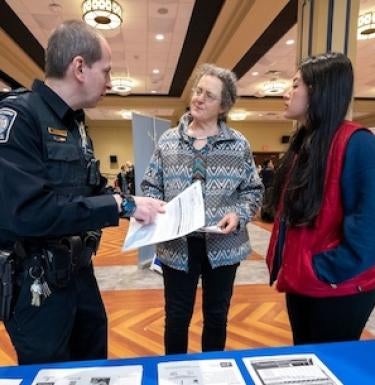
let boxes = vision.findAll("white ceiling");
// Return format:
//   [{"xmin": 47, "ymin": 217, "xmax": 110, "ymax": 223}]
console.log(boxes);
[{"xmin": 3, "ymin": 0, "xmax": 375, "ymax": 122}]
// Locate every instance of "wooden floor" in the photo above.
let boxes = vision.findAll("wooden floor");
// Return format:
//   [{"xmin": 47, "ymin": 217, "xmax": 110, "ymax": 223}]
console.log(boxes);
[{"xmin": 0, "ymin": 220, "xmax": 372, "ymax": 365}]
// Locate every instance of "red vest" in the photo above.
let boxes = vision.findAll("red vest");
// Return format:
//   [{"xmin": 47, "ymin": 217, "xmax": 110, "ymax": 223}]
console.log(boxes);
[{"xmin": 266, "ymin": 121, "xmax": 375, "ymax": 297}]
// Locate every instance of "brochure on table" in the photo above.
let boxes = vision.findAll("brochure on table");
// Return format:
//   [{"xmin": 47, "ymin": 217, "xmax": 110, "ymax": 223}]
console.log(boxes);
[
  {"xmin": 243, "ymin": 353, "xmax": 343, "ymax": 385},
  {"xmin": 158, "ymin": 359, "xmax": 245, "ymax": 385},
  {"xmin": 31, "ymin": 365, "xmax": 142, "ymax": 385},
  {"xmin": 23, "ymin": 352, "xmax": 342, "ymax": 385}
]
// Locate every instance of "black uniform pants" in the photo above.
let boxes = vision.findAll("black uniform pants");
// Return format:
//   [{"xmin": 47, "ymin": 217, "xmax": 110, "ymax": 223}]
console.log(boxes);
[
  {"xmin": 162, "ymin": 237, "xmax": 239, "ymax": 354},
  {"xmin": 286, "ymin": 290, "xmax": 375, "ymax": 345},
  {"xmin": 5, "ymin": 264, "xmax": 107, "ymax": 364}
]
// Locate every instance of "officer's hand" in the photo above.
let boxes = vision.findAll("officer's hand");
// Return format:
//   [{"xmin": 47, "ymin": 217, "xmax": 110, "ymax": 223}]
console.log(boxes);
[
  {"xmin": 217, "ymin": 212, "xmax": 239, "ymax": 234},
  {"xmin": 133, "ymin": 196, "xmax": 166, "ymax": 225}
]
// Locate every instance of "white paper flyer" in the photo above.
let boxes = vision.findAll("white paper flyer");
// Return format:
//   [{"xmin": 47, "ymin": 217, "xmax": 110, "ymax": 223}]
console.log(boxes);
[
  {"xmin": 158, "ymin": 358, "xmax": 246, "ymax": 385},
  {"xmin": 31, "ymin": 365, "xmax": 142, "ymax": 385},
  {"xmin": 123, "ymin": 181, "xmax": 205, "ymax": 251},
  {"xmin": 243, "ymin": 353, "xmax": 343, "ymax": 385}
]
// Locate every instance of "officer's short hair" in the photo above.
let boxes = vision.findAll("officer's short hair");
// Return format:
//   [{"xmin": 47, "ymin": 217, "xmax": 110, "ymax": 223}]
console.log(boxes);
[{"xmin": 45, "ymin": 20, "xmax": 103, "ymax": 79}]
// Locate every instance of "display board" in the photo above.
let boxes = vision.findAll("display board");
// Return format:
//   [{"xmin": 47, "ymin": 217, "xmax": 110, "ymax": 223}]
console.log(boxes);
[{"xmin": 131, "ymin": 113, "xmax": 170, "ymax": 266}]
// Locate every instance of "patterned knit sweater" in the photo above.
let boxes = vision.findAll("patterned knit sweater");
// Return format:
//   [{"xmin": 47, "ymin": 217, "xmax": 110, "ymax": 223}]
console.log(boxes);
[{"xmin": 141, "ymin": 113, "xmax": 264, "ymax": 271}]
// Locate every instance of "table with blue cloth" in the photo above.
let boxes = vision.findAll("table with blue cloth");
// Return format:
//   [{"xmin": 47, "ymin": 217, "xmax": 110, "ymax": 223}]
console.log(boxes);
[{"xmin": 0, "ymin": 340, "xmax": 374, "ymax": 384}]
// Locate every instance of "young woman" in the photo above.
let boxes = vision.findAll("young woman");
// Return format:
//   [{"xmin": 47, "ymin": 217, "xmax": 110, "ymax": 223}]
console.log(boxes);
[{"xmin": 267, "ymin": 52, "xmax": 375, "ymax": 345}]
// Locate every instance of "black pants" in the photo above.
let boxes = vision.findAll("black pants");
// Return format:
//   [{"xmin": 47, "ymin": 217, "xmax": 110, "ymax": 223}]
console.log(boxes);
[
  {"xmin": 286, "ymin": 290, "xmax": 375, "ymax": 345},
  {"xmin": 5, "ymin": 264, "xmax": 107, "ymax": 364},
  {"xmin": 162, "ymin": 237, "xmax": 239, "ymax": 354}
]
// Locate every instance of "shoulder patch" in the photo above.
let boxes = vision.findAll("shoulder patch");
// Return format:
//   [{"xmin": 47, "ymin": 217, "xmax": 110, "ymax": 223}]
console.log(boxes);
[{"xmin": 0, "ymin": 108, "xmax": 17, "ymax": 143}]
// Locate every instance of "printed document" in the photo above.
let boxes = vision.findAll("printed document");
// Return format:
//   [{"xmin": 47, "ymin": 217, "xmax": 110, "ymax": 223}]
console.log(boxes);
[
  {"xmin": 158, "ymin": 359, "xmax": 246, "ymax": 385},
  {"xmin": 31, "ymin": 365, "xmax": 142, "ymax": 385},
  {"xmin": 123, "ymin": 181, "xmax": 205, "ymax": 251},
  {"xmin": 243, "ymin": 353, "xmax": 343, "ymax": 385}
]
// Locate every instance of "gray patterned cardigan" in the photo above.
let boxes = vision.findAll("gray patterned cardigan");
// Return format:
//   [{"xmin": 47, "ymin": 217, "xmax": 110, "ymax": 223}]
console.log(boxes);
[{"xmin": 141, "ymin": 114, "xmax": 264, "ymax": 271}]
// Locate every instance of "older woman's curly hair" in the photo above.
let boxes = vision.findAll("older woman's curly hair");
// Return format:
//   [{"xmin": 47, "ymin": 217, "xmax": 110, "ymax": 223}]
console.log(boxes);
[{"xmin": 192, "ymin": 63, "xmax": 237, "ymax": 121}]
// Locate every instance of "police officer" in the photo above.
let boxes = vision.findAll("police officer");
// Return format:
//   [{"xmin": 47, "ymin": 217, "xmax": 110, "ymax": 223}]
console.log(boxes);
[{"xmin": 0, "ymin": 20, "xmax": 165, "ymax": 364}]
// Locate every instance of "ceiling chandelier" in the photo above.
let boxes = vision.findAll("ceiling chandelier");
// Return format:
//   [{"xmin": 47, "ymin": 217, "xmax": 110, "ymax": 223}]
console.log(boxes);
[
  {"xmin": 357, "ymin": 11, "xmax": 375, "ymax": 40},
  {"xmin": 111, "ymin": 77, "xmax": 133, "ymax": 95},
  {"xmin": 262, "ymin": 78, "xmax": 286, "ymax": 95},
  {"xmin": 82, "ymin": 0, "xmax": 123, "ymax": 30}
]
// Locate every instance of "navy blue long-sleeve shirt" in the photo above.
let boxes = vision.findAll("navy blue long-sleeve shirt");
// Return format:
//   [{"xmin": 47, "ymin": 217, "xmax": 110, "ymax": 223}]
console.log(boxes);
[{"xmin": 313, "ymin": 129, "xmax": 375, "ymax": 284}]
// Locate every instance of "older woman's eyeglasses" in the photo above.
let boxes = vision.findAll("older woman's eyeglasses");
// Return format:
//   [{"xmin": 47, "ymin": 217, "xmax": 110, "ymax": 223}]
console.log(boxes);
[{"xmin": 192, "ymin": 87, "xmax": 220, "ymax": 103}]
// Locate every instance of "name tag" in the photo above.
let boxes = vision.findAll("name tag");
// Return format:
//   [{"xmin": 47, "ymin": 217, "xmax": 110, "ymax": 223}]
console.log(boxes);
[{"xmin": 48, "ymin": 127, "xmax": 68, "ymax": 137}]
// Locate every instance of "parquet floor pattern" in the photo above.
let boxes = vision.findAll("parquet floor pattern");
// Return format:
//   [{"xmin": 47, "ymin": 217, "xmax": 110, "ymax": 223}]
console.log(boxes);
[
  {"xmin": 0, "ymin": 220, "xmax": 372, "ymax": 365},
  {"xmin": 102, "ymin": 284, "xmax": 292, "ymax": 359}
]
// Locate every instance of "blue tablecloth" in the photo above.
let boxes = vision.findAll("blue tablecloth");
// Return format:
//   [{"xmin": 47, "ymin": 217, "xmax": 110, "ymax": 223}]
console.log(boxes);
[{"xmin": 0, "ymin": 339, "xmax": 374, "ymax": 384}]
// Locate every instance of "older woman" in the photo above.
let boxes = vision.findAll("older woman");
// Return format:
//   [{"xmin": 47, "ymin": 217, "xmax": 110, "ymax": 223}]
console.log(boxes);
[{"xmin": 142, "ymin": 63, "xmax": 263, "ymax": 354}]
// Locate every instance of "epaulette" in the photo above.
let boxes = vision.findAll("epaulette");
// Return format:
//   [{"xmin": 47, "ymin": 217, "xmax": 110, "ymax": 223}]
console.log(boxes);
[{"xmin": 0, "ymin": 87, "xmax": 30, "ymax": 102}]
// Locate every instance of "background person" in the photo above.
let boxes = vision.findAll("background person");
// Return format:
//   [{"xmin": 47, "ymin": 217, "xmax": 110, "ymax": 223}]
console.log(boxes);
[
  {"xmin": 142, "ymin": 63, "xmax": 263, "ymax": 354},
  {"xmin": 266, "ymin": 52, "xmax": 375, "ymax": 345},
  {"xmin": 260, "ymin": 159, "xmax": 275, "ymax": 222},
  {"xmin": 116, "ymin": 164, "xmax": 128, "ymax": 193},
  {"xmin": 125, "ymin": 161, "xmax": 135, "ymax": 195},
  {"xmin": 0, "ymin": 20, "xmax": 164, "ymax": 364}
]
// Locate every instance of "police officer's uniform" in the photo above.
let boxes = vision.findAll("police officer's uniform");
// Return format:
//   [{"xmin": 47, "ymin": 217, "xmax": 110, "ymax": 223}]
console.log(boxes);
[{"xmin": 0, "ymin": 79, "xmax": 120, "ymax": 364}]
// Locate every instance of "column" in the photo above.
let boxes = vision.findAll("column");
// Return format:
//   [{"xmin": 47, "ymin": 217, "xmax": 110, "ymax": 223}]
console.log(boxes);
[{"xmin": 297, "ymin": 0, "xmax": 360, "ymax": 62}]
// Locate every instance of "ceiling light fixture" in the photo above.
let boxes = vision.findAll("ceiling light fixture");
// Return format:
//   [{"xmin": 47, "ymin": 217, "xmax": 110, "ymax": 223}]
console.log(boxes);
[
  {"xmin": 120, "ymin": 110, "xmax": 135, "ymax": 120},
  {"xmin": 82, "ymin": 0, "xmax": 123, "ymax": 30},
  {"xmin": 262, "ymin": 78, "xmax": 286, "ymax": 95},
  {"xmin": 155, "ymin": 34, "xmax": 165, "ymax": 41},
  {"xmin": 111, "ymin": 78, "xmax": 133, "ymax": 95},
  {"xmin": 358, "ymin": 11, "xmax": 375, "ymax": 39},
  {"xmin": 229, "ymin": 110, "xmax": 248, "ymax": 121}
]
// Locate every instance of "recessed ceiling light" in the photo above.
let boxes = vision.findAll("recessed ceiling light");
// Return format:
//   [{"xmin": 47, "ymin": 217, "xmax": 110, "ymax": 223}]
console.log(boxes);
[
  {"xmin": 251, "ymin": 71, "xmax": 259, "ymax": 76},
  {"xmin": 151, "ymin": 90, "xmax": 157, "ymax": 94},
  {"xmin": 286, "ymin": 39, "xmax": 295, "ymax": 45},
  {"xmin": 155, "ymin": 34, "xmax": 165, "ymax": 41},
  {"xmin": 152, "ymin": 69, "xmax": 160, "ymax": 74}
]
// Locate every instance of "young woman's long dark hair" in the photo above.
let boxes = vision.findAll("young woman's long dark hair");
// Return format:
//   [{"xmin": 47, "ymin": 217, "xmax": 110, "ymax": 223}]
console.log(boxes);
[{"xmin": 271, "ymin": 52, "xmax": 354, "ymax": 227}]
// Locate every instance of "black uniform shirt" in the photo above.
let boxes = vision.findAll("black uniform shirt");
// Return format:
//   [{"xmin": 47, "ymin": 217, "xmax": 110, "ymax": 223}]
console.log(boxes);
[{"xmin": 0, "ymin": 80, "xmax": 119, "ymax": 242}]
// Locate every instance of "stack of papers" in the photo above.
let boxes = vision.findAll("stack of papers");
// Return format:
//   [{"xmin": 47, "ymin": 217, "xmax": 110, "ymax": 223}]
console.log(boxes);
[
  {"xmin": 27, "ymin": 353, "xmax": 342, "ymax": 385},
  {"xmin": 243, "ymin": 354, "xmax": 343, "ymax": 385},
  {"xmin": 123, "ymin": 181, "xmax": 205, "ymax": 251},
  {"xmin": 158, "ymin": 359, "xmax": 245, "ymax": 385},
  {"xmin": 31, "ymin": 365, "xmax": 143, "ymax": 385}
]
